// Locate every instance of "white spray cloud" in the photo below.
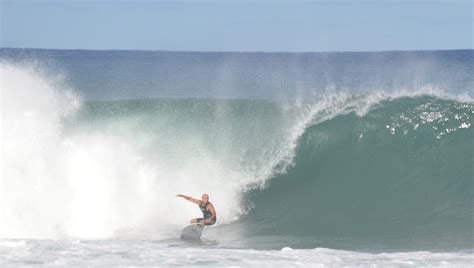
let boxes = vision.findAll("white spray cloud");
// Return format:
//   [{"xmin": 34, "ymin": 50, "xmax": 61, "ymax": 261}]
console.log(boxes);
[{"xmin": 0, "ymin": 63, "xmax": 285, "ymax": 239}]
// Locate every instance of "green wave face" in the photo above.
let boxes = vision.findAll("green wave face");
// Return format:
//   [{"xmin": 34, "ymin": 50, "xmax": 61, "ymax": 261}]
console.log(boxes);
[{"xmin": 241, "ymin": 96, "xmax": 473, "ymax": 249}]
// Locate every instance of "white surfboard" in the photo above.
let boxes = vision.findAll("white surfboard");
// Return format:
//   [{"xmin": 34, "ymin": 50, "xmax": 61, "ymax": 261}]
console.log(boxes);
[{"xmin": 181, "ymin": 223, "xmax": 204, "ymax": 240}]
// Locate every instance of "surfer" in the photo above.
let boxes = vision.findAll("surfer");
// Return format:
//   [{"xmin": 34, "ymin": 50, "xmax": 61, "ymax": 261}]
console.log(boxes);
[{"xmin": 176, "ymin": 193, "xmax": 217, "ymax": 226}]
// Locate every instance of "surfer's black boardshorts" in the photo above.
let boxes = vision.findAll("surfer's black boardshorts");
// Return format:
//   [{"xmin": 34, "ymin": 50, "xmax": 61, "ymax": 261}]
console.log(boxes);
[{"xmin": 196, "ymin": 218, "xmax": 216, "ymax": 226}]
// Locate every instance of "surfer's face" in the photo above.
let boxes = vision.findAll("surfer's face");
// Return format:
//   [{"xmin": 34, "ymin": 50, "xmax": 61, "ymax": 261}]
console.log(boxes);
[{"xmin": 202, "ymin": 194, "xmax": 209, "ymax": 203}]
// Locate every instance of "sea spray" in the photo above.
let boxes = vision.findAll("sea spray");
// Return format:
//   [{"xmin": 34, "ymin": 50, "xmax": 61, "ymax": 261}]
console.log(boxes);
[{"xmin": 0, "ymin": 63, "xmax": 316, "ymax": 239}]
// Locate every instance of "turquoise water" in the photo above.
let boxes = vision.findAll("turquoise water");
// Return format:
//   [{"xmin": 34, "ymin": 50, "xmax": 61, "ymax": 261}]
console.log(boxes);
[{"xmin": 241, "ymin": 97, "xmax": 473, "ymax": 250}]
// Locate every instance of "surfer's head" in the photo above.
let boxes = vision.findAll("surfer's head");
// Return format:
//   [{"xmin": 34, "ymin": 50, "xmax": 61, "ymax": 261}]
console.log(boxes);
[{"xmin": 202, "ymin": 194, "xmax": 209, "ymax": 203}]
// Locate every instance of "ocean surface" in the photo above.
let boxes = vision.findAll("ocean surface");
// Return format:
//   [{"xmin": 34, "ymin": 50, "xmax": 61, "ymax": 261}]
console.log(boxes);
[{"xmin": 1, "ymin": 48, "xmax": 473, "ymax": 266}]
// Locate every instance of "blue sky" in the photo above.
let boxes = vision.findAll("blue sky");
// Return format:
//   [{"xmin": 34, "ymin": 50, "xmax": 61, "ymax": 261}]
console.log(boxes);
[{"xmin": 1, "ymin": 0, "xmax": 472, "ymax": 52}]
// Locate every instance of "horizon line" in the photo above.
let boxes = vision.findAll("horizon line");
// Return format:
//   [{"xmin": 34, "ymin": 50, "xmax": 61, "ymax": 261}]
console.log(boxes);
[{"xmin": 1, "ymin": 47, "xmax": 472, "ymax": 54}]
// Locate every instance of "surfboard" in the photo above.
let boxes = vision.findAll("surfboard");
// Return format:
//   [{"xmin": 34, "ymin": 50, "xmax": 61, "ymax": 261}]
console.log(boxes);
[{"xmin": 180, "ymin": 223, "xmax": 204, "ymax": 240}]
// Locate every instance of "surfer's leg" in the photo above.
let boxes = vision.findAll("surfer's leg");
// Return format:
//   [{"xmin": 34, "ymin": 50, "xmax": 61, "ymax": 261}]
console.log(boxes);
[
  {"xmin": 191, "ymin": 218, "xmax": 204, "ymax": 224},
  {"xmin": 201, "ymin": 218, "xmax": 216, "ymax": 226}
]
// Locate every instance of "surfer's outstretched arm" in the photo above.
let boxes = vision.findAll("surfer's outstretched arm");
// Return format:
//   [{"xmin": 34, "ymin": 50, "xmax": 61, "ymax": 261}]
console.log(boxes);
[{"xmin": 176, "ymin": 194, "xmax": 201, "ymax": 205}]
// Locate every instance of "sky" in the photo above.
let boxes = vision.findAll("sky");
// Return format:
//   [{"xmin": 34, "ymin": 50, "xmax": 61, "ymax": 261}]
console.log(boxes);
[{"xmin": 0, "ymin": 0, "xmax": 472, "ymax": 52}]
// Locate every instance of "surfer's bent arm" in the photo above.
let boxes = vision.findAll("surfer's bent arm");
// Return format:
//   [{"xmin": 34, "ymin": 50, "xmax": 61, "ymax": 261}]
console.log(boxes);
[{"xmin": 176, "ymin": 194, "xmax": 201, "ymax": 205}]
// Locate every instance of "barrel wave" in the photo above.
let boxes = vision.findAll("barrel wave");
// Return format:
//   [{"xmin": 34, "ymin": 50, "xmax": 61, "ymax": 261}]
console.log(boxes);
[
  {"xmin": 238, "ymin": 96, "xmax": 473, "ymax": 249},
  {"xmin": 1, "ymin": 55, "xmax": 473, "ymax": 252}
]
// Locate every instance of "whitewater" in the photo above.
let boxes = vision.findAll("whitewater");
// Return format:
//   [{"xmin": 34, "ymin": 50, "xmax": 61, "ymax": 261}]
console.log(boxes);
[{"xmin": 0, "ymin": 49, "xmax": 473, "ymax": 266}]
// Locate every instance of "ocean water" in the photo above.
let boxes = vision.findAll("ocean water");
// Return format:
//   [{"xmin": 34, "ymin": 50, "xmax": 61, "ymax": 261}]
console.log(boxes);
[{"xmin": 0, "ymin": 48, "xmax": 473, "ymax": 266}]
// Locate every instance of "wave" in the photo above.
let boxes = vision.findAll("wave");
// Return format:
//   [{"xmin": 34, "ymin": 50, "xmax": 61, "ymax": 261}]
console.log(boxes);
[
  {"xmin": 238, "ymin": 96, "xmax": 473, "ymax": 249},
  {"xmin": 1, "ymin": 63, "xmax": 472, "ymax": 250}
]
